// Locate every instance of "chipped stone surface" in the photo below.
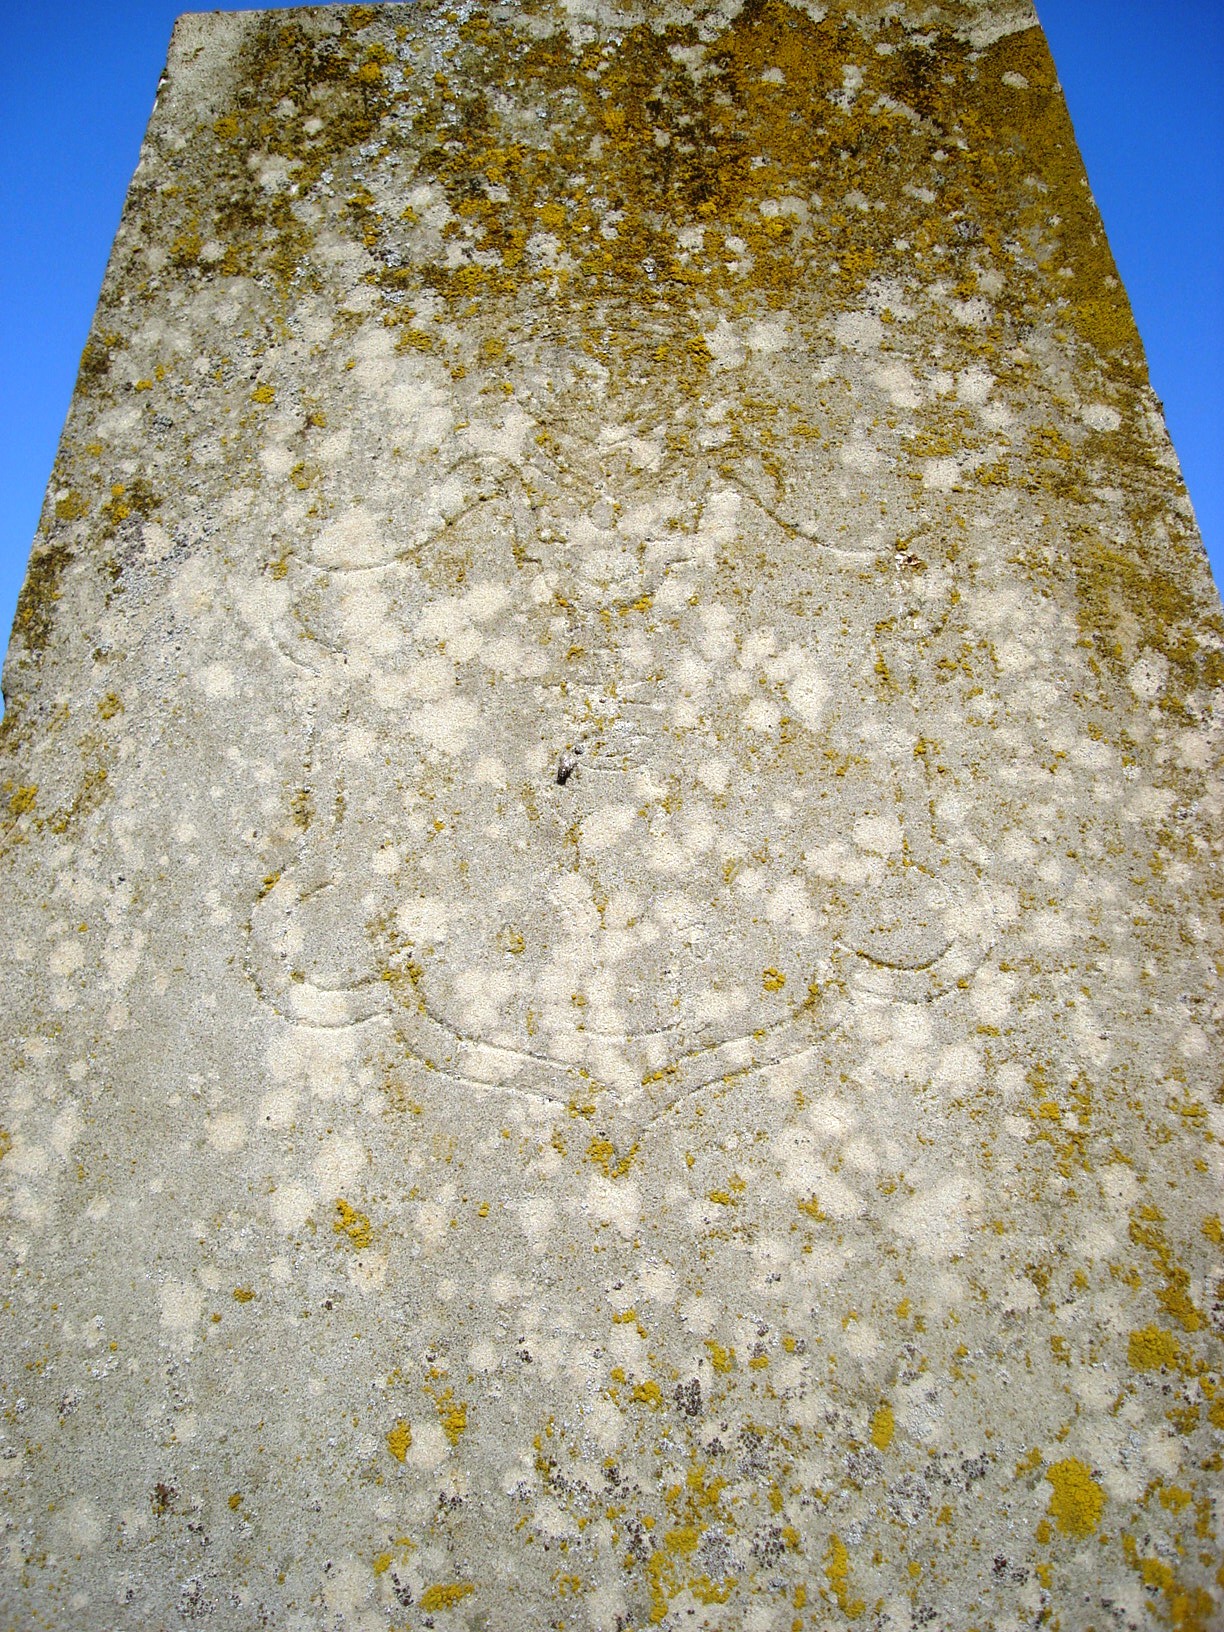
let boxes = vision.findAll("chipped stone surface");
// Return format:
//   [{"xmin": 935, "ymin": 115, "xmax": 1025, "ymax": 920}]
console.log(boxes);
[{"xmin": 2, "ymin": 3, "xmax": 1223, "ymax": 1627}]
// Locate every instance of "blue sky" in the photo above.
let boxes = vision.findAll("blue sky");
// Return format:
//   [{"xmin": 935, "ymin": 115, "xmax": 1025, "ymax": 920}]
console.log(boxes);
[{"xmin": 1, "ymin": 1, "xmax": 1221, "ymax": 690}]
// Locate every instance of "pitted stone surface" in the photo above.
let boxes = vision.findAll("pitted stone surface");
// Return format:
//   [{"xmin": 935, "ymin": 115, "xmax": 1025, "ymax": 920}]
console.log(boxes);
[{"xmin": 2, "ymin": 3, "xmax": 1223, "ymax": 1628}]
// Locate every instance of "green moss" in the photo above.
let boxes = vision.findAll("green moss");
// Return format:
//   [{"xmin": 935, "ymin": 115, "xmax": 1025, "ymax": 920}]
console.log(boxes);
[
  {"xmin": 168, "ymin": 226, "xmax": 204, "ymax": 268},
  {"xmin": 1052, "ymin": 510, "xmax": 1224, "ymax": 712},
  {"xmin": 12, "ymin": 542, "xmax": 72, "ymax": 655},
  {"xmin": 6, "ymin": 784, "xmax": 36, "ymax": 818},
  {"xmin": 983, "ymin": 27, "xmax": 1142, "ymax": 364},
  {"xmin": 76, "ymin": 328, "xmax": 123, "ymax": 390},
  {"xmin": 166, "ymin": 12, "xmax": 398, "ymax": 295},
  {"xmin": 133, "ymin": 0, "xmax": 1161, "ymax": 471}
]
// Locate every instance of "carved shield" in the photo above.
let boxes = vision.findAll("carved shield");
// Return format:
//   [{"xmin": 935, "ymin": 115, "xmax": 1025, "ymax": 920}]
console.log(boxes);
[{"xmin": 243, "ymin": 389, "xmax": 993, "ymax": 1138}]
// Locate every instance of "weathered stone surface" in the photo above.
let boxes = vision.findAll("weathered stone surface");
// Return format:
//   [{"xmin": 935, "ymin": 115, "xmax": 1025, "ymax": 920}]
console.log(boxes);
[{"xmin": 2, "ymin": 3, "xmax": 1222, "ymax": 1627}]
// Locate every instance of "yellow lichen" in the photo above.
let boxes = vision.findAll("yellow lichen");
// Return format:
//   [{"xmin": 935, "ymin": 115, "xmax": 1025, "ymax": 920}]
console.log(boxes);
[
  {"xmin": 1129, "ymin": 1208, "xmax": 1205, "ymax": 1332},
  {"xmin": 824, "ymin": 1533, "xmax": 865, "ymax": 1618},
  {"xmin": 587, "ymin": 1135, "xmax": 637, "ymax": 1179},
  {"xmin": 645, "ymin": 1495, "xmax": 736, "ymax": 1623},
  {"xmin": 432, "ymin": 1388, "xmax": 467, "ymax": 1445},
  {"xmin": 708, "ymin": 1175, "xmax": 746, "ymax": 1206},
  {"xmin": 1127, "ymin": 1325, "xmax": 1182, "ymax": 1371},
  {"xmin": 169, "ymin": 228, "xmax": 202, "ymax": 267},
  {"xmin": 386, "ymin": 1419, "xmax": 413, "ymax": 1462},
  {"xmin": 54, "ymin": 491, "xmax": 89, "ymax": 522},
  {"xmin": 333, "ymin": 1198, "xmax": 373, "ymax": 1250},
  {"xmin": 1044, "ymin": 1457, "xmax": 1105, "ymax": 1539},
  {"xmin": 704, "ymin": 1340, "xmax": 734, "ymax": 1374},
  {"xmin": 1122, "ymin": 1534, "xmax": 1216, "ymax": 1632},
  {"xmin": 418, "ymin": 1583, "xmax": 474, "ymax": 1611},
  {"xmin": 870, "ymin": 1402, "xmax": 895, "ymax": 1451}
]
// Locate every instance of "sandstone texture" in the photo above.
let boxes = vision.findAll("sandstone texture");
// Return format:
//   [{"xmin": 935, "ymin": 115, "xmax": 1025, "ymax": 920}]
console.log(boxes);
[{"xmin": 2, "ymin": 3, "xmax": 1223, "ymax": 1628}]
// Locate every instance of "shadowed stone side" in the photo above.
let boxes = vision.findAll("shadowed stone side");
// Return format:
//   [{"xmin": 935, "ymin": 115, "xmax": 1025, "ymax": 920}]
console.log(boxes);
[{"xmin": 2, "ymin": 3, "xmax": 1222, "ymax": 1628}]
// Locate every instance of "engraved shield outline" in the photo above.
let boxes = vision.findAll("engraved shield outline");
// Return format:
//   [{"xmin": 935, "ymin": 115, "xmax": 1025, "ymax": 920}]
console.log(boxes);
[{"xmin": 240, "ymin": 419, "xmax": 996, "ymax": 1134}]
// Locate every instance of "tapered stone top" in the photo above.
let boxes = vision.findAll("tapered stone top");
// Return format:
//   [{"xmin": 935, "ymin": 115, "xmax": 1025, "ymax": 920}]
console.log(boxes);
[{"xmin": 2, "ymin": 3, "xmax": 1222, "ymax": 1628}]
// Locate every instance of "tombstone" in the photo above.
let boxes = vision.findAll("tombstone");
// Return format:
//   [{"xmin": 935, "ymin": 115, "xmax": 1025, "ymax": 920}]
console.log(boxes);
[{"xmin": 2, "ymin": 3, "xmax": 1221, "ymax": 1627}]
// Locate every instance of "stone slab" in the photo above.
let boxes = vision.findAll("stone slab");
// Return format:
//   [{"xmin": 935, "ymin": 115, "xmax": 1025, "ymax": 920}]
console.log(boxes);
[{"xmin": 2, "ymin": 2, "xmax": 1223, "ymax": 1627}]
